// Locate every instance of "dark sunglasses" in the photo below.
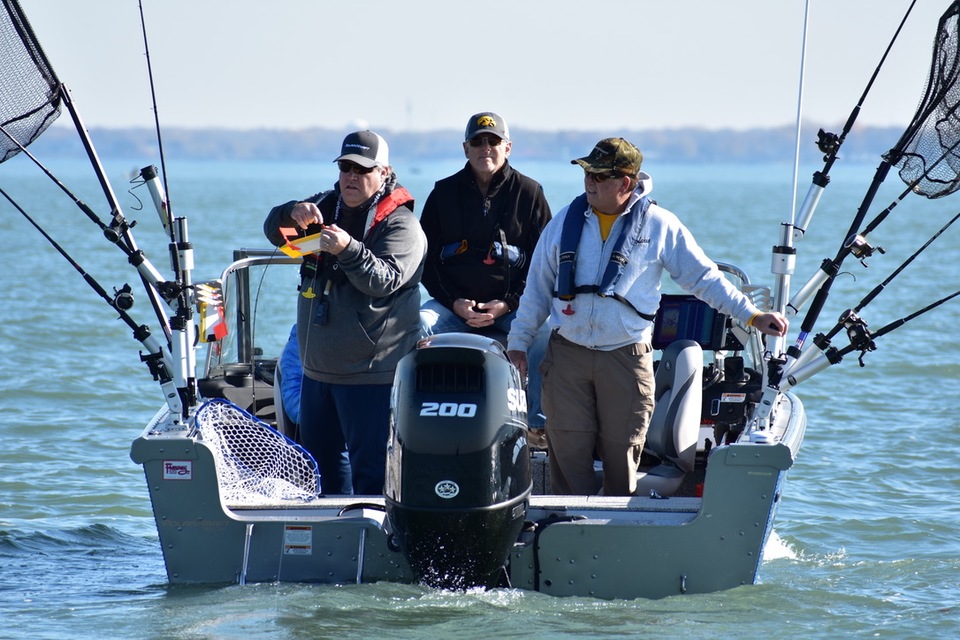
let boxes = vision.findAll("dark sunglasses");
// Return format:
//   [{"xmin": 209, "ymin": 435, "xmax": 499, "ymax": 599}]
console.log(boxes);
[
  {"xmin": 338, "ymin": 160, "xmax": 376, "ymax": 175},
  {"xmin": 468, "ymin": 135, "xmax": 504, "ymax": 148},
  {"xmin": 585, "ymin": 170, "xmax": 623, "ymax": 183}
]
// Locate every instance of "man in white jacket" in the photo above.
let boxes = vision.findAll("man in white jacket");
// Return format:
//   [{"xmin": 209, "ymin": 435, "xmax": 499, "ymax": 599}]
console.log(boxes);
[{"xmin": 507, "ymin": 138, "xmax": 787, "ymax": 496}]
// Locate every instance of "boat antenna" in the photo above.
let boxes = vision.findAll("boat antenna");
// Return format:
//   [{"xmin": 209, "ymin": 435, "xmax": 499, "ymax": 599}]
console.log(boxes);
[{"xmin": 769, "ymin": 0, "xmax": 813, "ymax": 360}]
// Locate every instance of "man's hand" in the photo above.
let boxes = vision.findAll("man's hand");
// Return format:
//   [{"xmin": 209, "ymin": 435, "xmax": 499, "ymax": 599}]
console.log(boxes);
[
  {"xmin": 507, "ymin": 349, "xmax": 528, "ymax": 380},
  {"xmin": 753, "ymin": 311, "xmax": 789, "ymax": 337},
  {"xmin": 453, "ymin": 298, "xmax": 508, "ymax": 328},
  {"xmin": 290, "ymin": 201, "xmax": 323, "ymax": 229}
]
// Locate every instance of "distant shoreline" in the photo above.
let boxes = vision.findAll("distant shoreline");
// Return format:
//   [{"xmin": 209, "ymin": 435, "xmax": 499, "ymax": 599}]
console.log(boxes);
[{"xmin": 31, "ymin": 123, "xmax": 905, "ymax": 164}]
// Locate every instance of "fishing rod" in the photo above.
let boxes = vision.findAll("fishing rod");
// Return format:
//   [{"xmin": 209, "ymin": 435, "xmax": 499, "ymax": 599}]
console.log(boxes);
[
  {"xmin": 752, "ymin": 0, "xmax": 945, "ymax": 426},
  {"xmin": 774, "ymin": 0, "xmax": 920, "ymax": 331},
  {"xmin": 781, "ymin": 288, "xmax": 960, "ymax": 392},
  {"xmin": 0, "ymin": 118, "xmax": 178, "ymax": 322},
  {"xmin": 135, "ymin": 0, "xmax": 199, "ymax": 414},
  {"xmin": 786, "ymin": 0, "xmax": 918, "ymax": 247},
  {"xmin": 789, "ymin": 1, "xmax": 960, "ymax": 360},
  {"xmin": 0, "ymin": 0, "xmax": 197, "ymax": 417},
  {"xmin": 137, "ymin": 0, "xmax": 174, "ymax": 240},
  {"xmin": 784, "ymin": 203, "xmax": 960, "ymax": 381},
  {"xmin": 0, "ymin": 185, "xmax": 183, "ymax": 418}
]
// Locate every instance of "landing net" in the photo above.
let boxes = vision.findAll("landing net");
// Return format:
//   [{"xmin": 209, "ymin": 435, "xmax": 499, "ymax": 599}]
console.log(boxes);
[
  {"xmin": 893, "ymin": 1, "xmax": 960, "ymax": 198},
  {"xmin": 0, "ymin": 0, "xmax": 61, "ymax": 164},
  {"xmin": 195, "ymin": 399, "xmax": 321, "ymax": 505}
]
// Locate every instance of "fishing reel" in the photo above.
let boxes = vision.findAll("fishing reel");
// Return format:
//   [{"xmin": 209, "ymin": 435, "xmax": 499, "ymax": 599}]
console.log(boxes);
[
  {"xmin": 816, "ymin": 128, "xmax": 840, "ymax": 160},
  {"xmin": 112, "ymin": 283, "xmax": 135, "ymax": 311},
  {"xmin": 844, "ymin": 233, "xmax": 885, "ymax": 267},
  {"xmin": 838, "ymin": 309, "xmax": 876, "ymax": 366}
]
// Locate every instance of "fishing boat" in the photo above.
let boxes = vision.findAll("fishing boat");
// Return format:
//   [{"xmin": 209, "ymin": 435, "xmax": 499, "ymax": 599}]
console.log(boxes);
[{"xmin": 3, "ymin": 0, "xmax": 959, "ymax": 600}]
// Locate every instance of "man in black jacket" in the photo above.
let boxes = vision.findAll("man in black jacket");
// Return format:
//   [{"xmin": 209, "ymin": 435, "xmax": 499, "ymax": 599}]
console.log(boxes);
[{"xmin": 419, "ymin": 112, "xmax": 551, "ymax": 426}]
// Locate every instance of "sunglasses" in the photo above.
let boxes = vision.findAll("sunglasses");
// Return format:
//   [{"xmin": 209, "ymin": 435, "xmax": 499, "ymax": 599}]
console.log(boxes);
[
  {"xmin": 468, "ymin": 135, "xmax": 504, "ymax": 148},
  {"xmin": 585, "ymin": 171, "xmax": 623, "ymax": 183},
  {"xmin": 338, "ymin": 160, "xmax": 376, "ymax": 175}
]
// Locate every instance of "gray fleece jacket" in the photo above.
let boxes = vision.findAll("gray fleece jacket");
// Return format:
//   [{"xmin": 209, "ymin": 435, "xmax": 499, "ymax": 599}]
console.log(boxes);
[{"xmin": 263, "ymin": 177, "xmax": 426, "ymax": 384}]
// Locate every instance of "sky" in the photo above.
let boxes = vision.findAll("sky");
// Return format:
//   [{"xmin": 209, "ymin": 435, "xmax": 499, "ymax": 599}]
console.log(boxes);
[{"xmin": 16, "ymin": 0, "xmax": 955, "ymax": 133}]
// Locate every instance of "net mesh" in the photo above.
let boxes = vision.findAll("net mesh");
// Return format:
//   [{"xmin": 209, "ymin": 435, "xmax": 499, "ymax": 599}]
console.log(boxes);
[
  {"xmin": 894, "ymin": 1, "xmax": 960, "ymax": 198},
  {"xmin": 195, "ymin": 399, "xmax": 321, "ymax": 505},
  {"xmin": 0, "ymin": 0, "xmax": 61, "ymax": 164}
]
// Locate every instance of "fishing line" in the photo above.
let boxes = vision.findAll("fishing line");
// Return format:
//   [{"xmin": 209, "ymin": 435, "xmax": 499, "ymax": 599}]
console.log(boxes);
[{"xmin": 248, "ymin": 246, "xmax": 286, "ymax": 417}]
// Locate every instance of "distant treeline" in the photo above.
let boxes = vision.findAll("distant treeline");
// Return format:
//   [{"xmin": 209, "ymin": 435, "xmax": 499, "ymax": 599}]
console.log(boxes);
[{"xmin": 30, "ymin": 123, "xmax": 906, "ymax": 164}]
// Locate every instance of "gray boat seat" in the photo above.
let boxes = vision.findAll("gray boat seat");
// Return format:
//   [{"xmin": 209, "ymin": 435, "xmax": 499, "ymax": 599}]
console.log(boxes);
[{"xmin": 634, "ymin": 339, "xmax": 703, "ymax": 497}]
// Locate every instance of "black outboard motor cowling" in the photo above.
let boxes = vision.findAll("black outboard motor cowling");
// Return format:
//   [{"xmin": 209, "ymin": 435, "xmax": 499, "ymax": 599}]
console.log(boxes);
[{"xmin": 385, "ymin": 333, "xmax": 531, "ymax": 590}]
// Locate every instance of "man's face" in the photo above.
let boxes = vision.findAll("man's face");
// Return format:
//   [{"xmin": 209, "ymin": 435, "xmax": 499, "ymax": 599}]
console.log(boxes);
[
  {"xmin": 338, "ymin": 161, "xmax": 387, "ymax": 207},
  {"xmin": 463, "ymin": 133, "xmax": 511, "ymax": 178},
  {"xmin": 584, "ymin": 171, "xmax": 630, "ymax": 214}
]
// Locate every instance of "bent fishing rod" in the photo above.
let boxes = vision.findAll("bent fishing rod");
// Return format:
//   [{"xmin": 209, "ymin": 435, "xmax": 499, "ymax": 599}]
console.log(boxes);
[{"xmin": 0, "ymin": 185, "xmax": 184, "ymax": 418}]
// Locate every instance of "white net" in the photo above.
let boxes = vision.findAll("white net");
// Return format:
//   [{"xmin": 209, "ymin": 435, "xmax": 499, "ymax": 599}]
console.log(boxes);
[{"xmin": 195, "ymin": 398, "xmax": 321, "ymax": 506}]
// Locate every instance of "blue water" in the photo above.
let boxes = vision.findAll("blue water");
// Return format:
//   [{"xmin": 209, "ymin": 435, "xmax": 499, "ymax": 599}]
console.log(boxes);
[{"xmin": 1, "ymin": 155, "xmax": 959, "ymax": 638}]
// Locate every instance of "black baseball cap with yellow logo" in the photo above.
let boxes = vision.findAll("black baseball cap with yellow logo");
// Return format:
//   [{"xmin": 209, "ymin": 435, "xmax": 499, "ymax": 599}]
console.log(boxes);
[
  {"xmin": 572, "ymin": 138, "xmax": 643, "ymax": 177},
  {"xmin": 465, "ymin": 112, "xmax": 510, "ymax": 141}
]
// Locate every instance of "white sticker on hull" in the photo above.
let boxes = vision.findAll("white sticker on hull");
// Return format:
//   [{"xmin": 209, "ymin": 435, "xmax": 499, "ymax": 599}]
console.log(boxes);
[
  {"xmin": 162, "ymin": 460, "xmax": 192, "ymax": 480},
  {"xmin": 720, "ymin": 393, "xmax": 747, "ymax": 403},
  {"xmin": 284, "ymin": 525, "xmax": 313, "ymax": 555}
]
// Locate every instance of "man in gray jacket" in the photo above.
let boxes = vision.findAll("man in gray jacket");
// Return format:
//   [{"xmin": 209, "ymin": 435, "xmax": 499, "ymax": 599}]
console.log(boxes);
[
  {"xmin": 264, "ymin": 130, "xmax": 426, "ymax": 495},
  {"xmin": 507, "ymin": 138, "xmax": 787, "ymax": 496}
]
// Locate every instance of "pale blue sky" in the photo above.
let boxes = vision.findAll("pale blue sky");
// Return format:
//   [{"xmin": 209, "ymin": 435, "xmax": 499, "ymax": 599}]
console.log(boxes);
[{"xmin": 20, "ymin": 0, "xmax": 952, "ymax": 132}]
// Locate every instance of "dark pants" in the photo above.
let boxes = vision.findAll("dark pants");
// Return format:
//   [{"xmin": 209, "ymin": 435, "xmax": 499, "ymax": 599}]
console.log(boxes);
[{"xmin": 298, "ymin": 376, "xmax": 392, "ymax": 495}]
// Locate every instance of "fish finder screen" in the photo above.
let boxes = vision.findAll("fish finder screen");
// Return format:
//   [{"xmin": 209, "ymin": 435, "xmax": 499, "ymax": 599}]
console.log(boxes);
[{"xmin": 651, "ymin": 295, "xmax": 729, "ymax": 350}]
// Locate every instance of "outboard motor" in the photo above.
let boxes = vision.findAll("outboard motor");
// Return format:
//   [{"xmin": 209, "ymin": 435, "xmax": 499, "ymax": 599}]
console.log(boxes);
[{"xmin": 385, "ymin": 333, "xmax": 531, "ymax": 590}]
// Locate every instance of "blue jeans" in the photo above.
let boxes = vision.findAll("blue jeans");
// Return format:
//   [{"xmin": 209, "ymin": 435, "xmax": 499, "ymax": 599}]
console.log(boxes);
[
  {"xmin": 298, "ymin": 377, "xmax": 391, "ymax": 495},
  {"xmin": 420, "ymin": 299, "xmax": 548, "ymax": 427}
]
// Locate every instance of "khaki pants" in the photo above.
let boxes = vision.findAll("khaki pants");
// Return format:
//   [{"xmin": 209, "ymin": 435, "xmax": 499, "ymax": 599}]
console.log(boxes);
[{"xmin": 540, "ymin": 330, "xmax": 655, "ymax": 496}]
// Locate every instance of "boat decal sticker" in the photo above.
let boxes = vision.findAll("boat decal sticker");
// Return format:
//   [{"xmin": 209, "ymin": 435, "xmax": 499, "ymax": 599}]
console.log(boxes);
[
  {"xmin": 283, "ymin": 525, "xmax": 313, "ymax": 555},
  {"xmin": 435, "ymin": 480, "xmax": 460, "ymax": 499},
  {"xmin": 162, "ymin": 460, "xmax": 192, "ymax": 480}
]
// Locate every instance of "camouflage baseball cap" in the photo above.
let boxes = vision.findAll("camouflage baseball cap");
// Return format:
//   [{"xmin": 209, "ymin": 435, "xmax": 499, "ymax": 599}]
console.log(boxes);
[{"xmin": 571, "ymin": 138, "xmax": 643, "ymax": 176}]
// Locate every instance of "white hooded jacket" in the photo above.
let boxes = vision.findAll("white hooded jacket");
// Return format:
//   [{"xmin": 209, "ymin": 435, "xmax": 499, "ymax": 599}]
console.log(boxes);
[{"xmin": 507, "ymin": 172, "xmax": 759, "ymax": 352}]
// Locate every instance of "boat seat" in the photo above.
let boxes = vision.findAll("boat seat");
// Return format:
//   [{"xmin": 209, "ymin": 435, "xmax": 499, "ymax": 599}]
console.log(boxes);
[{"xmin": 634, "ymin": 339, "xmax": 703, "ymax": 497}]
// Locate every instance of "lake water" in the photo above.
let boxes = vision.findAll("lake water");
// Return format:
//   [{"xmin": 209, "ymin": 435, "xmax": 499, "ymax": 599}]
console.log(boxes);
[{"xmin": 1, "ymin": 154, "xmax": 959, "ymax": 639}]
